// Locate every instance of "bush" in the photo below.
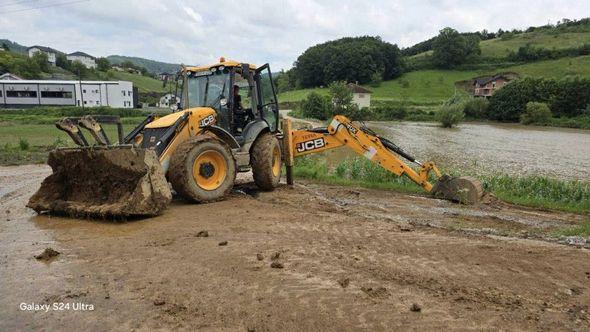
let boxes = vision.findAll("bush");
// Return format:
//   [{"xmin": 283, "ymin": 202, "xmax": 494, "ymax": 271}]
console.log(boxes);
[
  {"xmin": 329, "ymin": 81, "xmax": 353, "ymax": 113},
  {"xmin": 520, "ymin": 102, "xmax": 552, "ymax": 125},
  {"xmin": 339, "ymin": 104, "xmax": 367, "ymax": 121},
  {"xmin": 462, "ymin": 98, "xmax": 489, "ymax": 119},
  {"xmin": 298, "ymin": 92, "xmax": 331, "ymax": 120},
  {"xmin": 18, "ymin": 138, "xmax": 29, "ymax": 151},
  {"xmin": 551, "ymin": 78, "xmax": 590, "ymax": 117},
  {"xmin": 371, "ymin": 105, "xmax": 407, "ymax": 120},
  {"xmin": 437, "ymin": 103, "xmax": 464, "ymax": 128}
]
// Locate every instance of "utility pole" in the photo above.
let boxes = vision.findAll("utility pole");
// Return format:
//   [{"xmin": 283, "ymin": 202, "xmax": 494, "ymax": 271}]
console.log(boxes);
[{"xmin": 79, "ymin": 68, "xmax": 85, "ymax": 110}]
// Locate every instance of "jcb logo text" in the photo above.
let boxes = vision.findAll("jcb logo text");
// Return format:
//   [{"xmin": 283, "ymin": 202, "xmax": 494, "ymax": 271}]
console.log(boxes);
[{"xmin": 296, "ymin": 138, "xmax": 325, "ymax": 153}]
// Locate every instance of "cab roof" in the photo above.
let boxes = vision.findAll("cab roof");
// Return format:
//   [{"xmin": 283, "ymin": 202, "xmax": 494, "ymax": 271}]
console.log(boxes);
[{"xmin": 185, "ymin": 58, "xmax": 257, "ymax": 73}]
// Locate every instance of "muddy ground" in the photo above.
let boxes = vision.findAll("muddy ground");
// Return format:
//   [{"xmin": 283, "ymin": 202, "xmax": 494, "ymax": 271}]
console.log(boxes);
[{"xmin": 1, "ymin": 165, "xmax": 589, "ymax": 331}]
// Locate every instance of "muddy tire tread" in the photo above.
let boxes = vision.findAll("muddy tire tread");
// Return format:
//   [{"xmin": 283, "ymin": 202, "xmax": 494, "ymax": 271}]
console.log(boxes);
[
  {"xmin": 169, "ymin": 136, "xmax": 236, "ymax": 203},
  {"xmin": 251, "ymin": 133, "xmax": 281, "ymax": 191}
]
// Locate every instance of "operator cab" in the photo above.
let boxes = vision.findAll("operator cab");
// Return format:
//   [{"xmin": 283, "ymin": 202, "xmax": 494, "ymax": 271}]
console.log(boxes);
[{"xmin": 180, "ymin": 58, "xmax": 279, "ymax": 145}]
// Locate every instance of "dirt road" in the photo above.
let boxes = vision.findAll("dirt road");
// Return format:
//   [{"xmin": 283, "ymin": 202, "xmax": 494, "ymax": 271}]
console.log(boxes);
[{"xmin": 1, "ymin": 165, "xmax": 589, "ymax": 331}]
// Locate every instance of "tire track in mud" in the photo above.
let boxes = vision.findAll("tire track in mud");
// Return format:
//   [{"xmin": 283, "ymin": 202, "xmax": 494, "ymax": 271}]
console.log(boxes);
[
  {"xmin": 252, "ymin": 219, "xmax": 483, "ymax": 328},
  {"xmin": 255, "ymin": 184, "xmax": 590, "ymax": 329},
  {"xmin": 0, "ymin": 165, "xmax": 48, "ymax": 213}
]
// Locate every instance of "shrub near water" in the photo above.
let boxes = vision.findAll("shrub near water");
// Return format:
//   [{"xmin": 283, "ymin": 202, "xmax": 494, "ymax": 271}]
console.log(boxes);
[
  {"xmin": 463, "ymin": 98, "xmax": 489, "ymax": 119},
  {"xmin": 520, "ymin": 102, "xmax": 552, "ymax": 125},
  {"xmin": 437, "ymin": 103, "xmax": 464, "ymax": 128},
  {"xmin": 297, "ymin": 92, "xmax": 331, "ymax": 120}
]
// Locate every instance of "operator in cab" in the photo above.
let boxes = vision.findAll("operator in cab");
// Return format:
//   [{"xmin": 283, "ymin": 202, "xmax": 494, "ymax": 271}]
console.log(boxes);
[
  {"xmin": 232, "ymin": 85, "xmax": 248, "ymax": 134},
  {"xmin": 233, "ymin": 85, "xmax": 243, "ymax": 112}
]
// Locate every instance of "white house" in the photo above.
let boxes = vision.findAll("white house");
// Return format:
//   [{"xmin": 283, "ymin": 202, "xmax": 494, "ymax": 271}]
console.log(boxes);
[
  {"xmin": 158, "ymin": 93, "xmax": 177, "ymax": 108},
  {"xmin": 347, "ymin": 83, "xmax": 372, "ymax": 109},
  {"xmin": 67, "ymin": 52, "xmax": 97, "ymax": 69},
  {"xmin": 0, "ymin": 80, "xmax": 134, "ymax": 108},
  {"xmin": 27, "ymin": 46, "xmax": 58, "ymax": 66},
  {"xmin": 158, "ymin": 72, "xmax": 172, "ymax": 81}
]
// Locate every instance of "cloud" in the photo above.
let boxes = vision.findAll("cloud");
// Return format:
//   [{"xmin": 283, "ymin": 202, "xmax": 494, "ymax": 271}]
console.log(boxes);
[{"xmin": 0, "ymin": 0, "xmax": 588, "ymax": 70}]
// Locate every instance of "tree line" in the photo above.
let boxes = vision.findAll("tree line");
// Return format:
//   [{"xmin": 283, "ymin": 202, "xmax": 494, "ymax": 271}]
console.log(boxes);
[
  {"xmin": 488, "ymin": 77, "xmax": 590, "ymax": 121},
  {"xmin": 277, "ymin": 36, "xmax": 404, "ymax": 90},
  {"xmin": 507, "ymin": 43, "xmax": 590, "ymax": 62}
]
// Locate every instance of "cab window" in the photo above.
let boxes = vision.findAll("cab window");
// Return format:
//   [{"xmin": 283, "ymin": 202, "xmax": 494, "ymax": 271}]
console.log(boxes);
[{"xmin": 232, "ymin": 73, "xmax": 251, "ymax": 109}]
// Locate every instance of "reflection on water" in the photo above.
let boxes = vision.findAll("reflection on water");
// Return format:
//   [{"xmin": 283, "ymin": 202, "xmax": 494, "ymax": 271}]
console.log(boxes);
[{"xmin": 322, "ymin": 121, "xmax": 590, "ymax": 181}]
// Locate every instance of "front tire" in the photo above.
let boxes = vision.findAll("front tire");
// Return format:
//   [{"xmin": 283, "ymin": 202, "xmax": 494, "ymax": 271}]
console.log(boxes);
[
  {"xmin": 251, "ymin": 133, "xmax": 282, "ymax": 191},
  {"xmin": 169, "ymin": 136, "xmax": 236, "ymax": 202}
]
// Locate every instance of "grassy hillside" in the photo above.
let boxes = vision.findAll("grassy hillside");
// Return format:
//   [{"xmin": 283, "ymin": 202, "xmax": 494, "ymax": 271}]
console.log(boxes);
[
  {"xmin": 369, "ymin": 70, "xmax": 478, "ymax": 103},
  {"xmin": 107, "ymin": 55, "xmax": 181, "ymax": 75},
  {"xmin": 108, "ymin": 70, "xmax": 166, "ymax": 93},
  {"xmin": 412, "ymin": 31, "xmax": 590, "ymax": 59},
  {"xmin": 506, "ymin": 55, "xmax": 590, "ymax": 77},
  {"xmin": 480, "ymin": 31, "xmax": 590, "ymax": 58},
  {"xmin": 278, "ymin": 70, "xmax": 478, "ymax": 104},
  {"xmin": 278, "ymin": 56, "xmax": 590, "ymax": 105}
]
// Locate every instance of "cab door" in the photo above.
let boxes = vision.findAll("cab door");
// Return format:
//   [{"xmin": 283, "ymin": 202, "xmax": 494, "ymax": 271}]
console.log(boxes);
[{"xmin": 255, "ymin": 64, "xmax": 279, "ymax": 132}]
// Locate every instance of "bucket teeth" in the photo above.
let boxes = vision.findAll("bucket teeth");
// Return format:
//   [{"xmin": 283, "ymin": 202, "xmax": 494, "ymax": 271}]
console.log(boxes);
[
  {"xmin": 55, "ymin": 118, "xmax": 88, "ymax": 146},
  {"xmin": 78, "ymin": 115, "xmax": 110, "ymax": 145}
]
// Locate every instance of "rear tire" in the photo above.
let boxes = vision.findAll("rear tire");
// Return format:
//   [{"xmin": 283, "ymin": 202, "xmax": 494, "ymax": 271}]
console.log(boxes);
[
  {"xmin": 169, "ymin": 136, "xmax": 236, "ymax": 202},
  {"xmin": 251, "ymin": 133, "xmax": 282, "ymax": 191}
]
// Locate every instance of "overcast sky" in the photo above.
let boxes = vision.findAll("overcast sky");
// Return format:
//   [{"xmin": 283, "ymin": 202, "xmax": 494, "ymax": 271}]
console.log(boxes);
[{"xmin": 0, "ymin": 0, "xmax": 589, "ymax": 70}]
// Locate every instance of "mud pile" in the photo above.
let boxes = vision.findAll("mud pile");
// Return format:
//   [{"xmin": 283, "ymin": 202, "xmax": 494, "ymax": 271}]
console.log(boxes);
[{"xmin": 27, "ymin": 147, "xmax": 172, "ymax": 218}]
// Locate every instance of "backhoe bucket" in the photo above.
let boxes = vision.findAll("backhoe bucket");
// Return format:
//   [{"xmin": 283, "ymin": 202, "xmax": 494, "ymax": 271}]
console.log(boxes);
[
  {"xmin": 27, "ymin": 147, "xmax": 172, "ymax": 218},
  {"xmin": 431, "ymin": 175, "xmax": 484, "ymax": 204}
]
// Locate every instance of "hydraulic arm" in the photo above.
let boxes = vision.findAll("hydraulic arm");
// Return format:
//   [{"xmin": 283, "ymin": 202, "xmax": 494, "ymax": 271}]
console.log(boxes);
[{"xmin": 282, "ymin": 115, "xmax": 483, "ymax": 204}]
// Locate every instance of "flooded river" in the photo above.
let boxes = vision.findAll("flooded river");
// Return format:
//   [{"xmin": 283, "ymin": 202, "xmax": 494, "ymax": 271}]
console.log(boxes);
[{"xmin": 327, "ymin": 121, "xmax": 590, "ymax": 181}]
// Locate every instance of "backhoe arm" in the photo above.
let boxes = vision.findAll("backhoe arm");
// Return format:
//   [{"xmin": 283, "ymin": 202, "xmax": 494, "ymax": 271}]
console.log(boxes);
[
  {"xmin": 281, "ymin": 115, "xmax": 483, "ymax": 203},
  {"xmin": 282, "ymin": 115, "xmax": 441, "ymax": 192}
]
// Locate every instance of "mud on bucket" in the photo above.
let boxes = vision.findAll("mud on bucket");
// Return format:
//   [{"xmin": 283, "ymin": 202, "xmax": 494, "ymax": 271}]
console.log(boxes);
[
  {"xmin": 27, "ymin": 147, "xmax": 172, "ymax": 218},
  {"xmin": 431, "ymin": 175, "xmax": 484, "ymax": 205}
]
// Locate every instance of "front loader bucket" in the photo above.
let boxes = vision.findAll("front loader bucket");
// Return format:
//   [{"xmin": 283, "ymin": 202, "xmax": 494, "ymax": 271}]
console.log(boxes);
[
  {"xmin": 431, "ymin": 175, "xmax": 484, "ymax": 205},
  {"xmin": 27, "ymin": 147, "xmax": 172, "ymax": 218}
]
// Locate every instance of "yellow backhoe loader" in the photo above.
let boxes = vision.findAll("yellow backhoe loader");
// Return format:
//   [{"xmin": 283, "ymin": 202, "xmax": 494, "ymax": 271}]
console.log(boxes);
[{"xmin": 27, "ymin": 58, "xmax": 483, "ymax": 218}]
